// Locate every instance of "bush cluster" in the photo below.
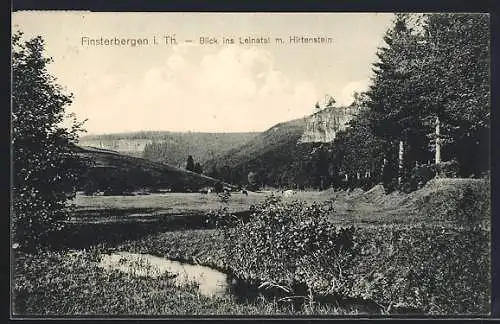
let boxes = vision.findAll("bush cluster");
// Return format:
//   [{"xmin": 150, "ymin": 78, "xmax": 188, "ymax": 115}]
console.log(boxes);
[
  {"xmin": 416, "ymin": 180, "xmax": 491, "ymax": 228},
  {"xmin": 208, "ymin": 197, "xmax": 490, "ymax": 314},
  {"xmin": 213, "ymin": 197, "xmax": 354, "ymax": 295},
  {"xmin": 403, "ymin": 160, "xmax": 460, "ymax": 193},
  {"xmin": 345, "ymin": 226, "xmax": 490, "ymax": 314}
]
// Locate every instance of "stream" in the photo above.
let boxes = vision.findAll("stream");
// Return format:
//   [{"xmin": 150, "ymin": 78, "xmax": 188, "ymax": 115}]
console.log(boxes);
[
  {"xmin": 98, "ymin": 252, "xmax": 418, "ymax": 314},
  {"xmin": 99, "ymin": 252, "xmax": 230, "ymax": 297}
]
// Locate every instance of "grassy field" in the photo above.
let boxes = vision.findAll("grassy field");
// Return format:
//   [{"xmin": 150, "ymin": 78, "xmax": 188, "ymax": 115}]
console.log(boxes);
[
  {"xmin": 71, "ymin": 192, "xmax": 267, "ymax": 218},
  {"xmin": 69, "ymin": 178, "xmax": 490, "ymax": 228},
  {"xmin": 13, "ymin": 178, "xmax": 491, "ymax": 316}
]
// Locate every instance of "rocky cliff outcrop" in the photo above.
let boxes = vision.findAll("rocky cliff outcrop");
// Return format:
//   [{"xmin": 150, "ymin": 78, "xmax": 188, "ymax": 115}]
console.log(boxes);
[
  {"xmin": 77, "ymin": 139, "xmax": 151, "ymax": 157},
  {"xmin": 298, "ymin": 105, "xmax": 358, "ymax": 143}
]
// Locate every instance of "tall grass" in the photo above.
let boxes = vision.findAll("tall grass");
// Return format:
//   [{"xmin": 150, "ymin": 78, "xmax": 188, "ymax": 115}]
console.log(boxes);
[
  {"xmin": 117, "ymin": 196, "xmax": 490, "ymax": 315},
  {"xmin": 12, "ymin": 248, "xmax": 349, "ymax": 316}
]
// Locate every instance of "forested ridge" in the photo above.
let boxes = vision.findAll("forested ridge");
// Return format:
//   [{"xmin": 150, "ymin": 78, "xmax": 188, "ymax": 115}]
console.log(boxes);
[{"xmin": 80, "ymin": 132, "xmax": 259, "ymax": 168}]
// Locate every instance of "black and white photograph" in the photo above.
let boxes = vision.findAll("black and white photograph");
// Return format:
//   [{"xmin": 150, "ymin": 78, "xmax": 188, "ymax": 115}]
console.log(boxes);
[{"xmin": 11, "ymin": 11, "xmax": 491, "ymax": 317}]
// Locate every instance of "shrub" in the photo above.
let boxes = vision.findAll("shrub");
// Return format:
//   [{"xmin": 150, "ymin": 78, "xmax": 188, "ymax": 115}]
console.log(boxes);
[
  {"xmin": 404, "ymin": 160, "xmax": 460, "ymax": 193},
  {"xmin": 345, "ymin": 226, "xmax": 490, "ymax": 314},
  {"xmin": 205, "ymin": 207, "xmax": 239, "ymax": 229},
  {"xmin": 417, "ymin": 179, "xmax": 491, "ymax": 227},
  {"xmin": 209, "ymin": 196, "xmax": 489, "ymax": 314},
  {"xmin": 434, "ymin": 160, "xmax": 460, "ymax": 178},
  {"xmin": 216, "ymin": 196, "xmax": 353, "ymax": 299},
  {"xmin": 214, "ymin": 182, "xmax": 224, "ymax": 193},
  {"xmin": 406, "ymin": 164, "xmax": 434, "ymax": 192},
  {"xmin": 218, "ymin": 191, "xmax": 231, "ymax": 204}
]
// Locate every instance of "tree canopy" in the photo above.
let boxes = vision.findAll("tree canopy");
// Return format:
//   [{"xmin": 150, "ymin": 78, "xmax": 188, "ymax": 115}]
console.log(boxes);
[
  {"xmin": 12, "ymin": 31, "xmax": 87, "ymax": 250},
  {"xmin": 352, "ymin": 13, "xmax": 490, "ymax": 189}
]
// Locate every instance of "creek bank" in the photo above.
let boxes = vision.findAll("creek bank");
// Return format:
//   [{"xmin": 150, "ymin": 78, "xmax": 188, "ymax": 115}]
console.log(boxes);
[{"xmin": 98, "ymin": 251, "xmax": 422, "ymax": 314}]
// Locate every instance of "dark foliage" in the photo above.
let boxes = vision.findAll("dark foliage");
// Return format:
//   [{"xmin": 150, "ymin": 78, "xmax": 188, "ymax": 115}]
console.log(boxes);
[
  {"xmin": 12, "ymin": 31, "xmax": 88, "ymax": 250},
  {"xmin": 206, "ymin": 197, "xmax": 489, "ymax": 314},
  {"xmin": 186, "ymin": 155, "xmax": 194, "ymax": 172},
  {"xmin": 193, "ymin": 162, "xmax": 203, "ymax": 174}
]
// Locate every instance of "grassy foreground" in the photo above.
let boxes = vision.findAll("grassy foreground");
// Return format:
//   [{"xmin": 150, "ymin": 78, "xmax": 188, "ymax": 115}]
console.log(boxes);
[
  {"xmin": 12, "ymin": 225, "xmax": 490, "ymax": 316},
  {"xmin": 12, "ymin": 248, "xmax": 353, "ymax": 316},
  {"xmin": 13, "ymin": 178, "xmax": 491, "ymax": 316}
]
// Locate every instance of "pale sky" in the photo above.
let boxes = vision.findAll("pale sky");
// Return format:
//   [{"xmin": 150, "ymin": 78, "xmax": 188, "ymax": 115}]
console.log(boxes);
[{"xmin": 12, "ymin": 12, "xmax": 394, "ymax": 134}]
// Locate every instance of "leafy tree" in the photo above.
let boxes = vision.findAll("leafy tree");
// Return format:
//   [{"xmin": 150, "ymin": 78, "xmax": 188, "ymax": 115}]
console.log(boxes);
[
  {"xmin": 193, "ymin": 162, "xmax": 203, "ymax": 174},
  {"xmin": 12, "ymin": 31, "xmax": 87, "ymax": 250},
  {"xmin": 308, "ymin": 144, "xmax": 331, "ymax": 190},
  {"xmin": 325, "ymin": 95, "xmax": 336, "ymax": 108},
  {"xmin": 314, "ymin": 95, "xmax": 336, "ymax": 112},
  {"xmin": 247, "ymin": 171, "xmax": 259, "ymax": 190},
  {"xmin": 209, "ymin": 164, "xmax": 219, "ymax": 179},
  {"xmin": 214, "ymin": 181, "xmax": 224, "ymax": 193},
  {"xmin": 186, "ymin": 155, "xmax": 194, "ymax": 171},
  {"xmin": 360, "ymin": 13, "xmax": 489, "ymax": 188},
  {"xmin": 220, "ymin": 165, "xmax": 232, "ymax": 183},
  {"xmin": 362, "ymin": 13, "xmax": 457, "ymax": 190},
  {"xmin": 336, "ymin": 106, "xmax": 385, "ymax": 188}
]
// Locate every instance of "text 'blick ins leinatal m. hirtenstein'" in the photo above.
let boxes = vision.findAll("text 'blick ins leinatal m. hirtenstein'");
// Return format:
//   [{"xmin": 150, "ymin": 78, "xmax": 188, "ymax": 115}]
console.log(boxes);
[{"xmin": 80, "ymin": 35, "xmax": 334, "ymax": 47}]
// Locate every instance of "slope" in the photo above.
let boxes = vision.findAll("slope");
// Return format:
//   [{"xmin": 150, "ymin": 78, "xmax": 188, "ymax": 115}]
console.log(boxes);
[
  {"xmin": 203, "ymin": 117, "xmax": 307, "ymax": 170},
  {"xmin": 202, "ymin": 117, "xmax": 326, "ymax": 188},
  {"xmin": 74, "ymin": 146, "xmax": 233, "ymax": 194}
]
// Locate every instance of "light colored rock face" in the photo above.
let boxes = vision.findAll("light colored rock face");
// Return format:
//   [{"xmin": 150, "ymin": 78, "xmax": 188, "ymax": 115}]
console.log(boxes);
[
  {"xmin": 78, "ymin": 139, "xmax": 151, "ymax": 156},
  {"xmin": 298, "ymin": 106, "xmax": 358, "ymax": 143}
]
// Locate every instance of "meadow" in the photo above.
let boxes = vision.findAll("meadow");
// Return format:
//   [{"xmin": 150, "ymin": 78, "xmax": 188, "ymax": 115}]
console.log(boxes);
[
  {"xmin": 12, "ymin": 178, "xmax": 491, "ymax": 317},
  {"xmin": 70, "ymin": 178, "xmax": 490, "ymax": 228}
]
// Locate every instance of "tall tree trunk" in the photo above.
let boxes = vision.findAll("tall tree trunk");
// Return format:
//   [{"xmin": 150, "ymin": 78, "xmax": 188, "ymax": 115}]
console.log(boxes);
[
  {"xmin": 381, "ymin": 157, "xmax": 387, "ymax": 183},
  {"xmin": 435, "ymin": 116, "xmax": 441, "ymax": 165},
  {"xmin": 398, "ymin": 140, "xmax": 404, "ymax": 185}
]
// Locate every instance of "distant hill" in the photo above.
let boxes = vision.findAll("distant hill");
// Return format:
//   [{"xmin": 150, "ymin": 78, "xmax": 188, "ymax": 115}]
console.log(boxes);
[
  {"xmin": 203, "ymin": 104, "xmax": 361, "ymax": 189},
  {"xmin": 77, "ymin": 103, "xmax": 360, "ymax": 191},
  {"xmin": 203, "ymin": 117, "xmax": 307, "ymax": 171},
  {"xmin": 74, "ymin": 146, "xmax": 234, "ymax": 194},
  {"xmin": 203, "ymin": 118, "xmax": 319, "ymax": 188},
  {"xmin": 78, "ymin": 131, "xmax": 259, "ymax": 167}
]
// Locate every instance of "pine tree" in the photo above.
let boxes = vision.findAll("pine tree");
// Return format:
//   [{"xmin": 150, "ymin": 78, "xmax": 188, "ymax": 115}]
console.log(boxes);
[
  {"xmin": 418, "ymin": 13, "xmax": 490, "ymax": 175},
  {"xmin": 186, "ymin": 155, "xmax": 194, "ymax": 171},
  {"xmin": 365, "ymin": 14, "xmax": 427, "ymax": 188}
]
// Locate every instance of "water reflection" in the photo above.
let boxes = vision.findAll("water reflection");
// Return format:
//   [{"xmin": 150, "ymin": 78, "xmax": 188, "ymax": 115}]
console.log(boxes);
[{"xmin": 99, "ymin": 252, "xmax": 229, "ymax": 297}]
